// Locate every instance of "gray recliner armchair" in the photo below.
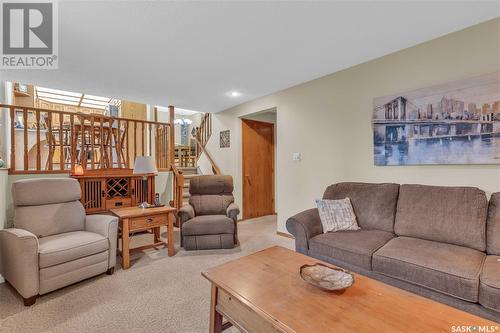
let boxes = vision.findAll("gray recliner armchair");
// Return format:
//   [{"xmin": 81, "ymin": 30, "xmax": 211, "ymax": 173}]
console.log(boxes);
[
  {"xmin": 178, "ymin": 175, "xmax": 239, "ymax": 250},
  {"xmin": 0, "ymin": 178, "xmax": 118, "ymax": 306}
]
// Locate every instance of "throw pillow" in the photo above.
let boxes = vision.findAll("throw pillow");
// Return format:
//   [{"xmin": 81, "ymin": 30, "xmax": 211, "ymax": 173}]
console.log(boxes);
[{"xmin": 315, "ymin": 198, "xmax": 360, "ymax": 233}]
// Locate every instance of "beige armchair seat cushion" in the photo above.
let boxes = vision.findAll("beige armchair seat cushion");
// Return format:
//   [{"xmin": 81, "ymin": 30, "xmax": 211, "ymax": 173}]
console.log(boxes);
[
  {"xmin": 182, "ymin": 215, "xmax": 234, "ymax": 236},
  {"xmin": 373, "ymin": 237, "xmax": 485, "ymax": 302},
  {"xmin": 479, "ymin": 255, "xmax": 500, "ymax": 312},
  {"xmin": 38, "ymin": 231, "xmax": 108, "ymax": 268},
  {"xmin": 308, "ymin": 229, "xmax": 394, "ymax": 270}
]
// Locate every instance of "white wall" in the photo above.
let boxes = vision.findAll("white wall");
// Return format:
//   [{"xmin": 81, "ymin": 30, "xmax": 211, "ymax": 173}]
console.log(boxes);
[
  {"xmin": 156, "ymin": 171, "xmax": 173, "ymax": 205},
  {"xmin": 205, "ymin": 18, "xmax": 500, "ymax": 234},
  {"xmin": 158, "ymin": 109, "xmax": 203, "ymax": 145}
]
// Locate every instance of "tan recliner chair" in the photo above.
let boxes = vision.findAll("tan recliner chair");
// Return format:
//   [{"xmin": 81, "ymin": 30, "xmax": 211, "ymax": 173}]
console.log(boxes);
[
  {"xmin": 0, "ymin": 178, "xmax": 118, "ymax": 306},
  {"xmin": 178, "ymin": 175, "xmax": 239, "ymax": 250}
]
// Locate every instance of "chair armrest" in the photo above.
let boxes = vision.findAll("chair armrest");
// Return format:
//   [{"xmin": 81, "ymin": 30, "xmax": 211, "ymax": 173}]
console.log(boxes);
[
  {"xmin": 286, "ymin": 208, "xmax": 323, "ymax": 254},
  {"xmin": 178, "ymin": 204, "xmax": 195, "ymax": 225},
  {"xmin": 0, "ymin": 228, "xmax": 39, "ymax": 298},
  {"xmin": 226, "ymin": 203, "xmax": 240, "ymax": 222},
  {"xmin": 85, "ymin": 215, "xmax": 118, "ymax": 269}
]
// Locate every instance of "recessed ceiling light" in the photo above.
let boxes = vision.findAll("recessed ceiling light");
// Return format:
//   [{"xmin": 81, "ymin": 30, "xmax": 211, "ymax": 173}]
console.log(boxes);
[{"xmin": 230, "ymin": 91, "xmax": 241, "ymax": 97}]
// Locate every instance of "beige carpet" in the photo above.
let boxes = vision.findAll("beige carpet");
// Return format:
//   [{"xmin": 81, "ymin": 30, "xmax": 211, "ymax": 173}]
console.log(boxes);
[{"xmin": 0, "ymin": 215, "xmax": 293, "ymax": 333}]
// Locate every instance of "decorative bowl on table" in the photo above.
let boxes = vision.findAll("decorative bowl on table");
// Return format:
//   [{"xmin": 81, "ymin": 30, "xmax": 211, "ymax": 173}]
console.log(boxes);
[{"xmin": 300, "ymin": 263, "xmax": 354, "ymax": 292}]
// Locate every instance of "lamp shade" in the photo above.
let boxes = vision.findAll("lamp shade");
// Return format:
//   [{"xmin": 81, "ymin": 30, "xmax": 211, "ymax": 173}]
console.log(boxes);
[
  {"xmin": 73, "ymin": 165, "xmax": 84, "ymax": 175},
  {"xmin": 133, "ymin": 156, "xmax": 158, "ymax": 174}
]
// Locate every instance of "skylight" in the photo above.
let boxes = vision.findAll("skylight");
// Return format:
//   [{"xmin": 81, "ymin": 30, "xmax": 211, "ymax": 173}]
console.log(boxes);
[
  {"xmin": 35, "ymin": 86, "xmax": 115, "ymax": 110},
  {"xmin": 156, "ymin": 106, "xmax": 202, "ymax": 116}
]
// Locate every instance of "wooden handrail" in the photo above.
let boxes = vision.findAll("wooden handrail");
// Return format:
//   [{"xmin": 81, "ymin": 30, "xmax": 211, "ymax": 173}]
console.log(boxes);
[
  {"xmin": 198, "ymin": 113, "xmax": 212, "ymax": 146},
  {"xmin": 195, "ymin": 137, "xmax": 221, "ymax": 175},
  {"xmin": 0, "ymin": 104, "xmax": 170, "ymax": 126},
  {"xmin": 194, "ymin": 113, "xmax": 212, "ymax": 160},
  {"xmin": 170, "ymin": 164, "xmax": 184, "ymax": 226},
  {"xmin": 2, "ymin": 104, "xmax": 171, "ymax": 174}
]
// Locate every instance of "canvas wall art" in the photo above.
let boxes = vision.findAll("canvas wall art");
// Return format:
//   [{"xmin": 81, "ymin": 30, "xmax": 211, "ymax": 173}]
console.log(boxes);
[
  {"xmin": 220, "ymin": 130, "xmax": 230, "ymax": 148},
  {"xmin": 373, "ymin": 72, "xmax": 500, "ymax": 165}
]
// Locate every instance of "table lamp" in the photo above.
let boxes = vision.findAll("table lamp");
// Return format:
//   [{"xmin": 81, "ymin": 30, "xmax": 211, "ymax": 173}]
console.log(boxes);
[
  {"xmin": 133, "ymin": 156, "xmax": 158, "ymax": 208},
  {"xmin": 73, "ymin": 165, "xmax": 84, "ymax": 176}
]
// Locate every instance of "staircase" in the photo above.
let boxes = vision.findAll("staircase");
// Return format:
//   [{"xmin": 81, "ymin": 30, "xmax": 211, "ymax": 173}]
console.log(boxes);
[
  {"xmin": 172, "ymin": 112, "xmax": 221, "ymax": 221},
  {"xmin": 180, "ymin": 166, "xmax": 200, "ymax": 205}
]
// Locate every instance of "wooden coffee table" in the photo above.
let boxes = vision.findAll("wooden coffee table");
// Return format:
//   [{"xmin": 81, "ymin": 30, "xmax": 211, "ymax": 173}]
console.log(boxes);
[
  {"xmin": 202, "ymin": 246, "xmax": 497, "ymax": 333},
  {"xmin": 111, "ymin": 206, "xmax": 176, "ymax": 269}
]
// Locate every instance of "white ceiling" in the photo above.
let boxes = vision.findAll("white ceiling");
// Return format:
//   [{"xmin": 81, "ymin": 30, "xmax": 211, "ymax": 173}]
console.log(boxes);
[{"xmin": 1, "ymin": 1, "xmax": 499, "ymax": 112}]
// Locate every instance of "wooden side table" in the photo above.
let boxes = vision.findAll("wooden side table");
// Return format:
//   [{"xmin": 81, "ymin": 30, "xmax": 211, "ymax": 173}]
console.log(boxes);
[{"xmin": 110, "ymin": 206, "xmax": 177, "ymax": 269}]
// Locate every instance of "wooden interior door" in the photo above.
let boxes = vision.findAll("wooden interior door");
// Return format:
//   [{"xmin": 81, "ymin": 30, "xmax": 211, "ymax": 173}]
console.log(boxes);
[{"xmin": 242, "ymin": 119, "xmax": 274, "ymax": 219}]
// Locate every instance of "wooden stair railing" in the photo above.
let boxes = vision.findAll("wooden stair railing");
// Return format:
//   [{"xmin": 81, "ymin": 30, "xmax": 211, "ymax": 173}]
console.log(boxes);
[
  {"xmin": 195, "ymin": 113, "xmax": 212, "ymax": 158},
  {"xmin": 170, "ymin": 164, "xmax": 184, "ymax": 226},
  {"xmin": 2, "ymin": 104, "xmax": 171, "ymax": 174},
  {"xmin": 195, "ymin": 137, "xmax": 221, "ymax": 175},
  {"xmin": 190, "ymin": 112, "xmax": 221, "ymax": 175}
]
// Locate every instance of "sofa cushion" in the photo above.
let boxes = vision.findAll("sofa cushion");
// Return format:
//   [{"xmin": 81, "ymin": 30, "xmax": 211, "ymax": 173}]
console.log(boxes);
[
  {"xmin": 486, "ymin": 193, "xmax": 500, "ymax": 255},
  {"xmin": 38, "ymin": 231, "xmax": 108, "ymax": 268},
  {"xmin": 182, "ymin": 215, "xmax": 234, "ymax": 236},
  {"xmin": 373, "ymin": 237, "xmax": 485, "ymax": 302},
  {"xmin": 395, "ymin": 184, "xmax": 487, "ymax": 251},
  {"xmin": 189, "ymin": 175, "xmax": 233, "ymax": 195},
  {"xmin": 189, "ymin": 194, "xmax": 234, "ymax": 216},
  {"xmin": 479, "ymin": 255, "xmax": 500, "ymax": 312},
  {"xmin": 183, "ymin": 234, "xmax": 235, "ymax": 250},
  {"xmin": 322, "ymin": 182, "xmax": 399, "ymax": 233},
  {"xmin": 315, "ymin": 198, "xmax": 359, "ymax": 232},
  {"xmin": 308, "ymin": 230, "xmax": 394, "ymax": 270},
  {"xmin": 188, "ymin": 176, "xmax": 235, "ymax": 216}
]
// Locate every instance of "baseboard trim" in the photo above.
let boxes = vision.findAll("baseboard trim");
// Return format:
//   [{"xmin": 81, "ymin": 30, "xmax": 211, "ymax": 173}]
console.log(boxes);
[{"xmin": 277, "ymin": 231, "xmax": 294, "ymax": 239}]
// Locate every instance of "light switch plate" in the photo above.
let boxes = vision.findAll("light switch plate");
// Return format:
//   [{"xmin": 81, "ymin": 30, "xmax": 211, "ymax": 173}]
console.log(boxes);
[{"xmin": 292, "ymin": 152, "xmax": 301, "ymax": 161}]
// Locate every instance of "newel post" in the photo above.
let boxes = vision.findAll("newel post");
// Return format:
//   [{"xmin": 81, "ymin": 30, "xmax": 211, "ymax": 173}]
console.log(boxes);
[{"xmin": 168, "ymin": 105, "xmax": 175, "ymax": 168}]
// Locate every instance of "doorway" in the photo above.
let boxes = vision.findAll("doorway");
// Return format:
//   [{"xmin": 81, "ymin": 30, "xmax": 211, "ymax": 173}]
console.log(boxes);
[{"xmin": 242, "ymin": 118, "xmax": 275, "ymax": 219}]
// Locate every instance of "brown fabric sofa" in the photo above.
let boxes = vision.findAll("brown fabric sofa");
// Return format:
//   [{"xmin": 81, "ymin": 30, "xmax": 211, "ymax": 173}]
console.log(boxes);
[
  {"xmin": 0, "ymin": 178, "xmax": 118, "ymax": 306},
  {"xmin": 178, "ymin": 175, "xmax": 239, "ymax": 250},
  {"xmin": 481, "ymin": 193, "xmax": 500, "ymax": 313},
  {"xmin": 286, "ymin": 182, "xmax": 500, "ymax": 321}
]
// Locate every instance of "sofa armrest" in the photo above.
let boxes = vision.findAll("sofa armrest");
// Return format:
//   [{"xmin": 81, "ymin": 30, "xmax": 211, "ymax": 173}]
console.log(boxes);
[
  {"xmin": 226, "ymin": 203, "xmax": 240, "ymax": 222},
  {"xmin": 286, "ymin": 208, "xmax": 323, "ymax": 254},
  {"xmin": 0, "ymin": 228, "xmax": 39, "ymax": 298},
  {"xmin": 178, "ymin": 204, "xmax": 195, "ymax": 225},
  {"xmin": 85, "ymin": 215, "xmax": 118, "ymax": 269}
]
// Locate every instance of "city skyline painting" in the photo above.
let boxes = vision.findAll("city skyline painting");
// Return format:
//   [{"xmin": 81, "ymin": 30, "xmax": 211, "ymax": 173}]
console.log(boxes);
[{"xmin": 373, "ymin": 72, "xmax": 500, "ymax": 165}]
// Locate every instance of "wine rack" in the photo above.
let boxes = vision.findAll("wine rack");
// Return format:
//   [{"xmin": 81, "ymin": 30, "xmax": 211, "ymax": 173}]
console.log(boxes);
[{"xmin": 72, "ymin": 169, "xmax": 155, "ymax": 214}]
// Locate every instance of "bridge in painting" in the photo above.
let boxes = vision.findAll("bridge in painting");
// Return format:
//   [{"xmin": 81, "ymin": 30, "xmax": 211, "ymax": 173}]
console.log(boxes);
[{"xmin": 373, "ymin": 119, "xmax": 500, "ymax": 143}]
